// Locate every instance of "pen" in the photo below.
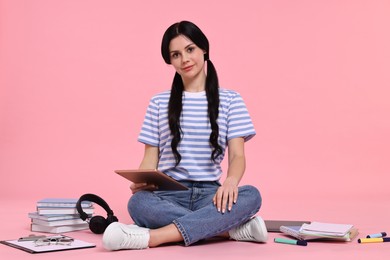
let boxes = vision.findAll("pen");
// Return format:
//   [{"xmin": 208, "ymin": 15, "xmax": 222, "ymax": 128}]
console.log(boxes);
[
  {"xmin": 366, "ymin": 232, "xmax": 387, "ymax": 238},
  {"xmin": 358, "ymin": 237, "xmax": 390, "ymax": 243},
  {"xmin": 18, "ymin": 235, "xmax": 47, "ymax": 241},
  {"xmin": 274, "ymin": 238, "xmax": 308, "ymax": 246}
]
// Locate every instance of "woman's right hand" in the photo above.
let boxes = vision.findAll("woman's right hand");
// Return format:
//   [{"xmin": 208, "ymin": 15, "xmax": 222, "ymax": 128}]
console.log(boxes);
[
  {"xmin": 130, "ymin": 182, "xmax": 158, "ymax": 194},
  {"xmin": 133, "ymin": 144, "xmax": 159, "ymax": 194}
]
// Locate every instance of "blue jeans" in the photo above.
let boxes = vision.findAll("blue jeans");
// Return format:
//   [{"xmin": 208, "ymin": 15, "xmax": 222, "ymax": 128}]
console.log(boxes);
[{"xmin": 127, "ymin": 181, "xmax": 262, "ymax": 246}]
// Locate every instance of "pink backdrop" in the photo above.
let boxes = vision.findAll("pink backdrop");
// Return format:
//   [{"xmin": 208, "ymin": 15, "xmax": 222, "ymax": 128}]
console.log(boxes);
[{"xmin": 1, "ymin": 0, "xmax": 389, "ymax": 223}]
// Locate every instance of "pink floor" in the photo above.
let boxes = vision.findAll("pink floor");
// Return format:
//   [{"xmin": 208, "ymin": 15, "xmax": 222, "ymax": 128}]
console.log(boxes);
[{"xmin": 1, "ymin": 195, "xmax": 389, "ymax": 260}]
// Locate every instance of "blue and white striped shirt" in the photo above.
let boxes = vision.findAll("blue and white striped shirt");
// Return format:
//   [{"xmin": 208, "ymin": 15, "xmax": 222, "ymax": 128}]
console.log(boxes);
[{"xmin": 138, "ymin": 88, "xmax": 256, "ymax": 181}]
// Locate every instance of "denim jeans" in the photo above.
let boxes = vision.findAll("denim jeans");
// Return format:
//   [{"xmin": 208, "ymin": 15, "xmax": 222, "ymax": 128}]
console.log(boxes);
[{"xmin": 127, "ymin": 181, "xmax": 262, "ymax": 246}]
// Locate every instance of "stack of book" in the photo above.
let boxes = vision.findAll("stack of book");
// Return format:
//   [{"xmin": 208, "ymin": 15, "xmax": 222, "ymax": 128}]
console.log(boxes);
[
  {"xmin": 28, "ymin": 198, "xmax": 94, "ymax": 233},
  {"xmin": 280, "ymin": 221, "xmax": 359, "ymax": 241}
]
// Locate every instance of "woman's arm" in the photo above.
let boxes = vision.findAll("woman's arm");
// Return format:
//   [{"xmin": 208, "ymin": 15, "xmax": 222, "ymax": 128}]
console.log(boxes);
[
  {"xmin": 139, "ymin": 144, "xmax": 159, "ymax": 169},
  {"xmin": 130, "ymin": 144, "xmax": 160, "ymax": 193},
  {"xmin": 213, "ymin": 137, "xmax": 246, "ymax": 213}
]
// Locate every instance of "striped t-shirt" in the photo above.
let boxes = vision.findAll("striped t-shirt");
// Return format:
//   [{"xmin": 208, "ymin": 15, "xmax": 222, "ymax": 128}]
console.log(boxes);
[{"xmin": 138, "ymin": 88, "xmax": 256, "ymax": 181}]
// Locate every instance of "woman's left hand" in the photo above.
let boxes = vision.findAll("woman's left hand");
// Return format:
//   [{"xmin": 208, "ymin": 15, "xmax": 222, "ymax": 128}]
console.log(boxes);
[{"xmin": 212, "ymin": 177, "xmax": 239, "ymax": 213}]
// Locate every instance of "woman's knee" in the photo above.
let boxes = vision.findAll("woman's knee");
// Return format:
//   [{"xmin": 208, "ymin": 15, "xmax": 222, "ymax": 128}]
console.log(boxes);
[
  {"xmin": 127, "ymin": 191, "xmax": 152, "ymax": 219},
  {"xmin": 239, "ymin": 185, "xmax": 262, "ymax": 209}
]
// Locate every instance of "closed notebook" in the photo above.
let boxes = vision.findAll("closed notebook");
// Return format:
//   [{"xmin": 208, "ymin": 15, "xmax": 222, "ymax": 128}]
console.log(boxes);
[
  {"xmin": 300, "ymin": 222, "xmax": 353, "ymax": 237},
  {"xmin": 37, "ymin": 198, "xmax": 92, "ymax": 208},
  {"xmin": 31, "ymin": 223, "xmax": 89, "ymax": 233},
  {"xmin": 37, "ymin": 207, "xmax": 94, "ymax": 215},
  {"xmin": 31, "ymin": 218, "xmax": 87, "ymax": 227},
  {"xmin": 280, "ymin": 225, "xmax": 359, "ymax": 241}
]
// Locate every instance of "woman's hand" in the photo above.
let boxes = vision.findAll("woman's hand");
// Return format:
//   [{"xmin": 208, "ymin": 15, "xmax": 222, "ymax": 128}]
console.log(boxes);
[
  {"xmin": 212, "ymin": 177, "xmax": 239, "ymax": 213},
  {"xmin": 131, "ymin": 144, "xmax": 160, "ymax": 194},
  {"xmin": 130, "ymin": 182, "xmax": 157, "ymax": 194},
  {"xmin": 213, "ymin": 137, "xmax": 245, "ymax": 213}
]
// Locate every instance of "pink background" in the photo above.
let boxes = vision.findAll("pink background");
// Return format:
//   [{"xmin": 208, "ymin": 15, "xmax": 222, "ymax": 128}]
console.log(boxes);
[{"xmin": 1, "ymin": 0, "xmax": 389, "ymax": 259}]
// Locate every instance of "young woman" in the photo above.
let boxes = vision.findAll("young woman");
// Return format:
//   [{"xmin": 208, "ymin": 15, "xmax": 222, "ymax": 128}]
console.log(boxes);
[{"xmin": 103, "ymin": 21, "xmax": 268, "ymax": 250}]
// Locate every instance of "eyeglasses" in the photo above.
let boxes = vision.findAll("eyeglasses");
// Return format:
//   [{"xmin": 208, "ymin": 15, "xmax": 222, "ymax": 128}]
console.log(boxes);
[{"xmin": 34, "ymin": 236, "xmax": 74, "ymax": 247}]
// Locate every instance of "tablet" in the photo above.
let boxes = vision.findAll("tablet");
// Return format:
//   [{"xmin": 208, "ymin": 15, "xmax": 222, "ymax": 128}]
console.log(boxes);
[{"xmin": 115, "ymin": 169, "xmax": 189, "ymax": 191}]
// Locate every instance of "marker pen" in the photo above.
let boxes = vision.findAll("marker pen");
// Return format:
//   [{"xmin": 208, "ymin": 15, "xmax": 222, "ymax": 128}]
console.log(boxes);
[
  {"xmin": 366, "ymin": 232, "xmax": 387, "ymax": 238},
  {"xmin": 358, "ymin": 237, "xmax": 390, "ymax": 243},
  {"xmin": 274, "ymin": 238, "xmax": 307, "ymax": 246}
]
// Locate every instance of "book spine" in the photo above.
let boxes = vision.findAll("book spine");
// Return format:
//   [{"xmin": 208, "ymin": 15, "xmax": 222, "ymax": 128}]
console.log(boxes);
[
  {"xmin": 37, "ymin": 207, "xmax": 94, "ymax": 215},
  {"xmin": 32, "ymin": 218, "xmax": 86, "ymax": 226},
  {"xmin": 31, "ymin": 223, "xmax": 89, "ymax": 233},
  {"xmin": 28, "ymin": 212, "xmax": 85, "ymax": 221},
  {"xmin": 37, "ymin": 203, "xmax": 92, "ymax": 208}
]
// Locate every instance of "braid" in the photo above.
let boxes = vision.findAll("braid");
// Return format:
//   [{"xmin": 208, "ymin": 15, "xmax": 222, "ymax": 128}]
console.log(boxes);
[
  {"xmin": 205, "ymin": 60, "xmax": 223, "ymax": 161},
  {"xmin": 168, "ymin": 72, "xmax": 184, "ymax": 165}
]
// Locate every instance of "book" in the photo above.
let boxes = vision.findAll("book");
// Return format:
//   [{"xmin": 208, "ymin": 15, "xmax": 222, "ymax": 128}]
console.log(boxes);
[
  {"xmin": 32, "ymin": 218, "xmax": 87, "ymax": 227},
  {"xmin": 300, "ymin": 222, "xmax": 354, "ymax": 237},
  {"xmin": 37, "ymin": 198, "xmax": 93, "ymax": 208},
  {"xmin": 31, "ymin": 223, "xmax": 89, "ymax": 233},
  {"xmin": 37, "ymin": 207, "xmax": 94, "ymax": 215},
  {"xmin": 28, "ymin": 212, "xmax": 91, "ymax": 221},
  {"xmin": 280, "ymin": 225, "xmax": 359, "ymax": 241},
  {"xmin": 0, "ymin": 235, "xmax": 95, "ymax": 253}
]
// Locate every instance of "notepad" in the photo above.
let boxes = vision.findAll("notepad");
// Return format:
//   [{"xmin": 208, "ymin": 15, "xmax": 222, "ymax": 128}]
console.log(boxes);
[
  {"xmin": 280, "ymin": 225, "xmax": 359, "ymax": 241},
  {"xmin": 299, "ymin": 222, "xmax": 353, "ymax": 237}
]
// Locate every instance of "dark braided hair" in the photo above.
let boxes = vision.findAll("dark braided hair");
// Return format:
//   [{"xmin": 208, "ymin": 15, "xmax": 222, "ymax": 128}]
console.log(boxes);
[{"xmin": 161, "ymin": 21, "xmax": 222, "ymax": 165}]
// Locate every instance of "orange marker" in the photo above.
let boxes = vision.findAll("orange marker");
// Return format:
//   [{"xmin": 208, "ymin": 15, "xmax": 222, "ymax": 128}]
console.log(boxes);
[{"xmin": 358, "ymin": 237, "xmax": 390, "ymax": 243}]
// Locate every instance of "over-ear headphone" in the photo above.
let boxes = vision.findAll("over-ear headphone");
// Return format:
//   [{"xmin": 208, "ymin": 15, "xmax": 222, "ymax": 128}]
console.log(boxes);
[{"xmin": 76, "ymin": 193, "xmax": 118, "ymax": 234}]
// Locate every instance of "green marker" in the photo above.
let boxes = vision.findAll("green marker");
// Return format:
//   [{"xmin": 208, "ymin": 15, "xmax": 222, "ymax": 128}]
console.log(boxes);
[{"xmin": 274, "ymin": 238, "xmax": 308, "ymax": 246}]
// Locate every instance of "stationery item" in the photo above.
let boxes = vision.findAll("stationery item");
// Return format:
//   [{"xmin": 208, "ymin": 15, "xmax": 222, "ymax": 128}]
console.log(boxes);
[
  {"xmin": 28, "ymin": 212, "xmax": 90, "ymax": 221},
  {"xmin": 366, "ymin": 232, "xmax": 387, "ymax": 238},
  {"xmin": 115, "ymin": 169, "xmax": 189, "ymax": 190},
  {"xmin": 31, "ymin": 223, "xmax": 89, "ymax": 233},
  {"xmin": 265, "ymin": 220, "xmax": 311, "ymax": 232},
  {"xmin": 1, "ymin": 235, "xmax": 95, "ymax": 253},
  {"xmin": 280, "ymin": 225, "xmax": 359, "ymax": 241},
  {"xmin": 274, "ymin": 237, "xmax": 307, "ymax": 246},
  {"xmin": 29, "ymin": 197, "xmax": 95, "ymax": 234},
  {"xmin": 299, "ymin": 222, "xmax": 353, "ymax": 237},
  {"xmin": 37, "ymin": 207, "xmax": 94, "ymax": 215},
  {"xmin": 358, "ymin": 237, "xmax": 390, "ymax": 243},
  {"xmin": 18, "ymin": 235, "xmax": 47, "ymax": 242},
  {"xmin": 32, "ymin": 217, "xmax": 86, "ymax": 226},
  {"xmin": 37, "ymin": 198, "xmax": 92, "ymax": 208}
]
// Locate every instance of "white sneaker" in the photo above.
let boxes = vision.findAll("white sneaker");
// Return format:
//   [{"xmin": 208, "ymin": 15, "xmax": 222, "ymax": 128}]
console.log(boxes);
[
  {"xmin": 102, "ymin": 222, "xmax": 150, "ymax": 250},
  {"xmin": 229, "ymin": 216, "xmax": 268, "ymax": 242}
]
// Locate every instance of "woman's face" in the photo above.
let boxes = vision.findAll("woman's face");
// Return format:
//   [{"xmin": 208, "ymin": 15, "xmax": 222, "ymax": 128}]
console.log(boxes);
[{"xmin": 169, "ymin": 35, "xmax": 206, "ymax": 82}]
